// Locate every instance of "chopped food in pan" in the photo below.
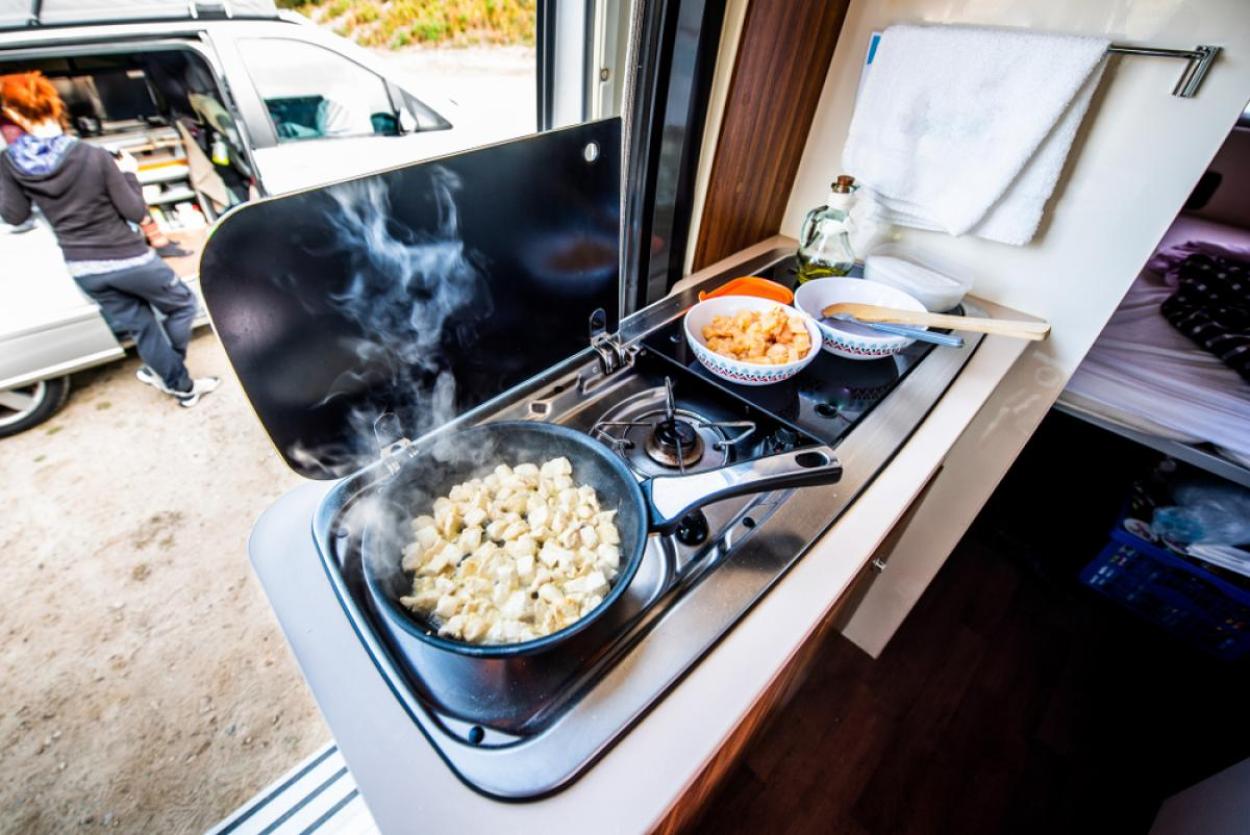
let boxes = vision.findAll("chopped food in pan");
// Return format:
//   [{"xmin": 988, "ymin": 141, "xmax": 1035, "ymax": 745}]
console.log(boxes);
[
  {"xmin": 400, "ymin": 457, "xmax": 622, "ymax": 645},
  {"xmin": 701, "ymin": 306, "xmax": 813, "ymax": 365}
]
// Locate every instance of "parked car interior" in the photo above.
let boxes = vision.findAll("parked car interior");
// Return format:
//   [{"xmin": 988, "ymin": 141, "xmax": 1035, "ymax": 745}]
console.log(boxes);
[{"xmin": 2, "ymin": 48, "xmax": 253, "ymax": 232}]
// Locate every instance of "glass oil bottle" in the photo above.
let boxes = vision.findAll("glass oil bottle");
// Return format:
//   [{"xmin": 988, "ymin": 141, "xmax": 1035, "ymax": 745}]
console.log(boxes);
[{"xmin": 797, "ymin": 174, "xmax": 856, "ymax": 283}]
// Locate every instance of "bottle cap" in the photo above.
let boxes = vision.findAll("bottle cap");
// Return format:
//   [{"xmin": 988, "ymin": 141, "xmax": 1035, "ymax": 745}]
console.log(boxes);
[{"xmin": 832, "ymin": 175, "xmax": 855, "ymax": 193}]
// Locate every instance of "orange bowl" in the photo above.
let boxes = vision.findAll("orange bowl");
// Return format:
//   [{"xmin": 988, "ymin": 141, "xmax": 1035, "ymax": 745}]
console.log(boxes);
[{"xmin": 697, "ymin": 276, "xmax": 793, "ymax": 304}]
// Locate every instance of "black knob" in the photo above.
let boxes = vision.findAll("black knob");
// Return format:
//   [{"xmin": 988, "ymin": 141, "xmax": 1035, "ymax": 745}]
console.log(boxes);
[{"xmin": 674, "ymin": 510, "xmax": 710, "ymax": 546}]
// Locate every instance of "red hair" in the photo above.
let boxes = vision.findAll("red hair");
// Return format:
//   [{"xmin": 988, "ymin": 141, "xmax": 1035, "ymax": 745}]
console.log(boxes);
[{"xmin": 0, "ymin": 72, "xmax": 67, "ymax": 126}]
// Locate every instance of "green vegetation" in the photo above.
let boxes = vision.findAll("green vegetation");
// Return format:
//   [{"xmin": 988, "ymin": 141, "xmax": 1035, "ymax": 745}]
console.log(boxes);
[
  {"xmin": 324, "ymin": 0, "xmax": 351, "ymax": 17},
  {"xmin": 277, "ymin": 0, "xmax": 535, "ymax": 48}
]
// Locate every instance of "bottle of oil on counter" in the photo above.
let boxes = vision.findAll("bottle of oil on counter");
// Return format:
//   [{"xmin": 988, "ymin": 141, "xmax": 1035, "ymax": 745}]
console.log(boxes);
[{"xmin": 796, "ymin": 174, "xmax": 856, "ymax": 283}]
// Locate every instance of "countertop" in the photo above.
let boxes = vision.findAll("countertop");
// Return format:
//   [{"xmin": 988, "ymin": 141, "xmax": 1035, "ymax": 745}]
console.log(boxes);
[{"xmin": 255, "ymin": 236, "xmax": 1038, "ymax": 833}]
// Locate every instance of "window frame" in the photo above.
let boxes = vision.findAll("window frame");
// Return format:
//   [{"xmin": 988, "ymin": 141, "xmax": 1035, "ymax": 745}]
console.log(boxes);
[
  {"xmin": 536, "ymin": 0, "xmax": 723, "ymax": 313},
  {"xmin": 619, "ymin": 0, "xmax": 726, "ymax": 312}
]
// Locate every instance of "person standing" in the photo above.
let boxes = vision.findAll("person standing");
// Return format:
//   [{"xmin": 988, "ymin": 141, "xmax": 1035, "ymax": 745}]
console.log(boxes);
[{"xmin": 0, "ymin": 72, "xmax": 218, "ymax": 407}]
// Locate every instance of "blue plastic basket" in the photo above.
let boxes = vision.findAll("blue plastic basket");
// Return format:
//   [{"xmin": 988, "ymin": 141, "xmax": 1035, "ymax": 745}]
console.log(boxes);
[{"xmin": 1080, "ymin": 526, "xmax": 1250, "ymax": 660}]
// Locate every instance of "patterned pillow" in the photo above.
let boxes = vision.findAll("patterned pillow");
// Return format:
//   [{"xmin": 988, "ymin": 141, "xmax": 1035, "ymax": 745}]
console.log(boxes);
[{"xmin": 1162, "ymin": 253, "xmax": 1250, "ymax": 382}]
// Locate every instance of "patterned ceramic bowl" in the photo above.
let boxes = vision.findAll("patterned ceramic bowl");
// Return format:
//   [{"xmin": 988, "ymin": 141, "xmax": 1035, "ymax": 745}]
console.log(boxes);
[
  {"xmin": 794, "ymin": 278, "xmax": 928, "ymax": 361},
  {"xmin": 683, "ymin": 296, "xmax": 821, "ymax": 386}
]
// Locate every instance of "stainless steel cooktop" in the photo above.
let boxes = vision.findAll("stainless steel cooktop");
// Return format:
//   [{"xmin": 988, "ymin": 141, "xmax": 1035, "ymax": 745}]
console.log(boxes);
[{"xmin": 250, "ymin": 251, "xmax": 986, "ymax": 799}]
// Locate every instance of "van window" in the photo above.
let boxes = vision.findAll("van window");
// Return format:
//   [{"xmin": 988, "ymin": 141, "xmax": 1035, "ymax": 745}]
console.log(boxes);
[{"xmin": 237, "ymin": 39, "xmax": 398, "ymax": 142}]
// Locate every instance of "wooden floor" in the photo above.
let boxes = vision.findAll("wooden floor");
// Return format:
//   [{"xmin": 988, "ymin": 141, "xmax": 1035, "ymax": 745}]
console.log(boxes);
[{"xmin": 693, "ymin": 415, "xmax": 1250, "ymax": 835}]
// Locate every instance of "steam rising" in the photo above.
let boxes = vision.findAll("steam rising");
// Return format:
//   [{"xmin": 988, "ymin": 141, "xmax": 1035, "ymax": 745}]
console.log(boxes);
[{"xmin": 288, "ymin": 167, "xmax": 492, "ymax": 476}]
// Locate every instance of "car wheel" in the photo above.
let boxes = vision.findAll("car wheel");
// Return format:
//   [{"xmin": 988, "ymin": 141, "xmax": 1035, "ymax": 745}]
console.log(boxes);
[{"xmin": 0, "ymin": 376, "xmax": 71, "ymax": 438}]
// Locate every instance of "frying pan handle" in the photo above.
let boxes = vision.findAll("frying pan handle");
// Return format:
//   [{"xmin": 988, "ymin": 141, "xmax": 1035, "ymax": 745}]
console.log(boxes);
[{"xmin": 643, "ymin": 445, "xmax": 842, "ymax": 533}]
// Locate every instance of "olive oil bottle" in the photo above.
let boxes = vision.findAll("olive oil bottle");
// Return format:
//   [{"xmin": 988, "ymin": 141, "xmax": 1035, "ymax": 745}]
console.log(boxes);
[{"xmin": 796, "ymin": 175, "xmax": 856, "ymax": 283}]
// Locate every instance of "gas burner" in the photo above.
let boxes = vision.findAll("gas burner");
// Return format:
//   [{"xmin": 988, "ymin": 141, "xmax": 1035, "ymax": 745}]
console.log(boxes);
[
  {"xmin": 596, "ymin": 407, "xmax": 728, "ymax": 477},
  {"xmin": 591, "ymin": 378, "xmax": 755, "ymax": 478},
  {"xmin": 644, "ymin": 416, "xmax": 704, "ymax": 468}
]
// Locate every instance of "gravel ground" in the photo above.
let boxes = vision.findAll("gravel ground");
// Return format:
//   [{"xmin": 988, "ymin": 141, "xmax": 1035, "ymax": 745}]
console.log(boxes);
[{"xmin": 0, "ymin": 335, "xmax": 322, "ymax": 834}]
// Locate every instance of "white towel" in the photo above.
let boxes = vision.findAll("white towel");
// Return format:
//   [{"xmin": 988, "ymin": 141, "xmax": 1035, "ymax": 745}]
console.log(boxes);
[{"xmin": 842, "ymin": 25, "xmax": 1109, "ymax": 246}]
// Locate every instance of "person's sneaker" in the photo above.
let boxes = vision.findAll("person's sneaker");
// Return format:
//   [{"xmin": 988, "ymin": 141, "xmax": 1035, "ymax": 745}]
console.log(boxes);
[
  {"xmin": 175, "ymin": 377, "xmax": 221, "ymax": 408},
  {"xmin": 136, "ymin": 365, "xmax": 174, "ymax": 394}
]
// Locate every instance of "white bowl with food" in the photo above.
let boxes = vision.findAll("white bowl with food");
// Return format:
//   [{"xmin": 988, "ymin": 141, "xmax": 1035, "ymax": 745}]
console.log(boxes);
[
  {"xmin": 794, "ymin": 277, "xmax": 928, "ymax": 361},
  {"xmin": 683, "ymin": 296, "xmax": 820, "ymax": 386}
]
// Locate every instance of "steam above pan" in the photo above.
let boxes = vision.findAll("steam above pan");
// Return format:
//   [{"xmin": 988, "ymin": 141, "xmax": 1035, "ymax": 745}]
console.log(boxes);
[
  {"xmin": 291, "ymin": 168, "xmax": 492, "ymax": 472},
  {"xmin": 198, "ymin": 119, "xmax": 624, "ymax": 480}
]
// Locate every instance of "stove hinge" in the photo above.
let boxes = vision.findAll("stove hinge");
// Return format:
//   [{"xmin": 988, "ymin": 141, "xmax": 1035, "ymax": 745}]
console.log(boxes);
[
  {"xmin": 590, "ymin": 331, "xmax": 630, "ymax": 376},
  {"xmin": 588, "ymin": 308, "xmax": 633, "ymax": 378}
]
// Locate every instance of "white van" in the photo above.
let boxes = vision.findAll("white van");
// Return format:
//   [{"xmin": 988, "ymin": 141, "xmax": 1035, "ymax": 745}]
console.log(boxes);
[{"xmin": 0, "ymin": 0, "xmax": 470, "ymax": 434}]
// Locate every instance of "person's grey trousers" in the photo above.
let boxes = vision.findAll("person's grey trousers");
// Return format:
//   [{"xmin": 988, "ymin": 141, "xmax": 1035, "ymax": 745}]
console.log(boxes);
[{"xmin": 73, "ymin": 256, "xmax": 196, "ymax": 393}]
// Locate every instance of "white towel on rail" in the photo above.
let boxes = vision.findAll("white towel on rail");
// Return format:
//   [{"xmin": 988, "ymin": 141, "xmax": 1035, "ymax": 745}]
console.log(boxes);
[{"xmin": 842, "ymin": 24, "xmax": 1109, "ymax": 246}]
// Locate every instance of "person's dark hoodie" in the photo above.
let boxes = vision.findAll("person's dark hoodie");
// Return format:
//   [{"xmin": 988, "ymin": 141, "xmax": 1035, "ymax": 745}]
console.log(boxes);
[{"xmin": 0, "ymin": 135, "xmax": 149, "ymax": 261}]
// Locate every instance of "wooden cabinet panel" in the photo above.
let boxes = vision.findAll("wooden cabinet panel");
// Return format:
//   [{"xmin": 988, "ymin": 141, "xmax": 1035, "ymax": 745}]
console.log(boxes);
[{"xmin": 691, "ymin": 0, "xmax": 850, "ymax": 271}]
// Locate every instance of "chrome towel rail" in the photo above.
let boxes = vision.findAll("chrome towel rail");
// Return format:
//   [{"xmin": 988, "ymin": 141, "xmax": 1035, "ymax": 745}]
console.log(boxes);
[{"xmin": 1106, "ymin": 43, "xmax": 1221, "ymax": 98}]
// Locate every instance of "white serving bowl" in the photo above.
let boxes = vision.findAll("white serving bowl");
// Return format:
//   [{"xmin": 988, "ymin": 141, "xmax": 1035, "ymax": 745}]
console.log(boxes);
[
  {"xmin": 794, "ymin": 278, "xmax": 928, "ymax": 361},
  {"xmin": 683, "ymin": 296, "xmax": 821, "ymax": 386}
]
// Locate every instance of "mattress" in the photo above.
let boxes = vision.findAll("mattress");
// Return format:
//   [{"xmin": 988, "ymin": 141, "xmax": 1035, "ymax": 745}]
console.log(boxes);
[{"xmin": 1063, "ymin": 214, "xmax": 1250, "ymax": 468}]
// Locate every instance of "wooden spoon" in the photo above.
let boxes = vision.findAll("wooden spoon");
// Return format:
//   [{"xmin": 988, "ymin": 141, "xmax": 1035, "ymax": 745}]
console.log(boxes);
[{"xmin": 821, "ymin": 302, "xmax": 1050, "ymax": 341}]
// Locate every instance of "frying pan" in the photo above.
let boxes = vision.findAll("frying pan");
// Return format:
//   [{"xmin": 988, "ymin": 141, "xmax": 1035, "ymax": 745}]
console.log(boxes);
[{"xmin": 362, "ymin": 420, "xmax": 840, "ymax": 656}]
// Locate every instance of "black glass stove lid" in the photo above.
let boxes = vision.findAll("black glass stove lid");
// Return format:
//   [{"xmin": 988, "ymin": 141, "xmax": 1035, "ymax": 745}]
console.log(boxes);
[
  {"xmin": 200, "ymin": 120, "xmax": 621, "ymax": 479},
  {"xmin": 641, "ymin": 259, "xmax": 944, "ymax": 447}
]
